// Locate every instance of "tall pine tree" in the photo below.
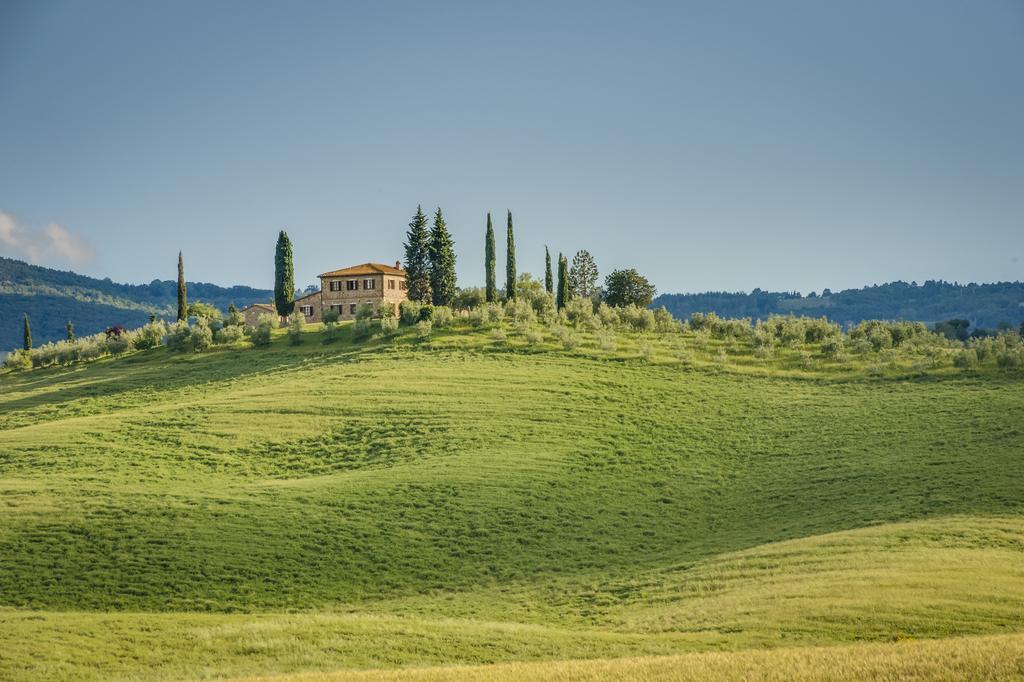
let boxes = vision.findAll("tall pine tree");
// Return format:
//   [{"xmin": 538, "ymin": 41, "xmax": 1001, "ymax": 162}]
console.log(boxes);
[
  {"xmin": 274, "ymin": 230, "xmax": 295, "ymax": 318},
  {"xmin": 23, "ymin": 313, "xmax": 32, "ymax": 351},
  {"xmin": 484, "ymin": 213, "xmax": 497, "ymax": 303},
  {"xmin": 556, "ymin": 253, "xmax": 569, "ymax": 310},
  {"xmin": 428, "ymin": 207, "xmax": 457, "ymax": 307},
  {"xmin": 544, "ymin": 246, "xmax": 553, "ymax": 294},
  {"xmin": 176, "ymin": 251, "xmax": 187, "ymax": 321},
  {"xmin": 505, "ymin": 210, "xmax": 516, "ymax": 300},
  {"xmin": 403, "ymin": 205, "xmax": 432, "ymax": 302}
]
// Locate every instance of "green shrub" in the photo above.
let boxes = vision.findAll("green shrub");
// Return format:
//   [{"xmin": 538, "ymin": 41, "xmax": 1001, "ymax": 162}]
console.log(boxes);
[
  {"xmin": 322, "ymin": 309, "xmax": 340, "ymax": 325},
  {"xmin": 167, "ymin": 321, "xmax": 193, "ymax": 352},
  {"xmin": 353, "ymin": 318, "xmax": 374, "ymax": 340},
  {"xmin": 251, "ymin": 315, "xmax": 275, "ymax": 347},
  {"xmin": 432, "ymin": 306, "xmax": 454, "ymax": 328},
  {"xmin": 400, "ymin": 300, "xmax": 422, "ymax": 326},
  {"xmin": 821, "ymin": 338, "xmax": 844, "ymax": 359},
  {"xmin": 453, "ymin": 287, "xmax": 485, "ymax": 311},
  {"xmin": 489, "ymin": 327, "xmax": 507, "ymax": 344},
  {"xmin": 380, "ymin": 316, "xmax": 399, "ymax": 337},
  {"xmin": 654, "ymin": 306, "xmax": 678, "ymax": 333},
  {"xmin": 596, "ymin": 331, "xmax": 616, "ymax": 352},
  {"xmin": 4, "ymin": 349, "xmax": 32, "ymax": 370},
  {"xmin": 468, "ymin": 307, "xmax": 487, "ymax": 328},
  {"xmin": 287, "ymin": 312, "xmax": 305, "ymax": 345},
  {"xmin": 416, "ymin": 320, "xmax": 432, "ymax": 339},
  {"xmin": 189, "ymin": 320, "xmax": 213, "ymax": 352},
  {"xmin": 564, "ymin": 298, "xmax": 594, "ymax": 329},
  {"xmin": 215, "ymin": 324, "xmax": 243, "ymax": 345},
  {"xmin": 133, "ymin": 321, "xmax": 165, "ymax": 351},
  {"xmin": 996, "ymin": 349, "xmax": 1022, "ymax": 370},
  {"xmin": 106, "ymin": 336, "xmax": 131, "ymax": 355},
  {"xmin": 525, "ymin": 328, "xmax": 544, "ymax": 346}
]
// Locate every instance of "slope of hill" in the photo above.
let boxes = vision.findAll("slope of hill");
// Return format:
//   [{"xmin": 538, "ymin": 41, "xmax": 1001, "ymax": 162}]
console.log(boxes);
[
  {"xmin": 0, "ymin": 323, "xmax": 1021, "ymax": 680},
  {"xmin": 654, "ymin": 279, "xmax": 1024, "ymax": 330},
  {"xmin": 0, "ymin": 256, "xmax": 272, "ymax": 350}
]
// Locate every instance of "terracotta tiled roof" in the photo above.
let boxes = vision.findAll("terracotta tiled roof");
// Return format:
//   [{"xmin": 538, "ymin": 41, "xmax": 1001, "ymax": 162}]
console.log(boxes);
[
  {"xmin": 240, "ymin": 303, "xmax": 276, "ymax": 311},
  {"xmin": 319, "ymin": 262, "xmax": 405, "ymax": 278},
  {"xmin": 294, "ymin": 290, "xmax": 321, "ymax": 303}
]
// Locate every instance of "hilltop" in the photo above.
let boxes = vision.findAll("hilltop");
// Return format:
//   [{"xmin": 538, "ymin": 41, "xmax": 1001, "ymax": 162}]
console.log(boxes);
[
  {"xmin": 1, "ymin": 316, "xmax": 1022, "ymax": 680},
  {"xmin": 0, "ymin": 256, "xmax": 271, "ymax": 349}
]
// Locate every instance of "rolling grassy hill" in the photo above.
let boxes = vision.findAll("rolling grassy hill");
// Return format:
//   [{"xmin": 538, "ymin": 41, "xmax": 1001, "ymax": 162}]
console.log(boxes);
[{"xmin": 1, "ymin": 322, "xmax": 1022, "ymax": 680}]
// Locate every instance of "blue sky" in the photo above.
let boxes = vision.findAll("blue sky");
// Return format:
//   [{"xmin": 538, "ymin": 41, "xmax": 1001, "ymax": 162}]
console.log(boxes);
[{"xmin": 1, "ymin": 1, "xmax": 1021, "ymax": 295}]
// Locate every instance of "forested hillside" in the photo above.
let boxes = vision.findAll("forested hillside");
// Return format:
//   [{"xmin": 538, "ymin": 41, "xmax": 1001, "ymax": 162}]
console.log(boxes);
[
  {"xmin": 0, "ymin": 257, "xmax": 271, "ymax": 350},
  {"xmin": 655, "ymin": 280, "xmax": 1024, "ymax": 330}
]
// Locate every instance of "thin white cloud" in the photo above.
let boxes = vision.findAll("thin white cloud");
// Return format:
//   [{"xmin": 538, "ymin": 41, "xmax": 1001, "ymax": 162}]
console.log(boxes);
[{"xmin": 0, "ymin": 211, "xmax": 96, "ymax": 267}]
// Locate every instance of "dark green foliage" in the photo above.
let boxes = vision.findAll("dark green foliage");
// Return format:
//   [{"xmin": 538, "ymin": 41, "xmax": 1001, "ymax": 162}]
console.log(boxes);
[
  {"xmin": 454, "ymin": 287, "xmax": 485, "ymax": 310},
  {"xmin": 605, "ymin": 269, "xmax": 656, "ymax": 308},
  {"xmin": 568, "ymin": 250, "xmax": 599, "ymax": 300},
  {"xmin": 934, "ymin": 319, "xmax": 971, "ymax": 342},
  {"xmin": 655, "ymin": 280, "xmax": 1024, "ymax": 328},
  {"xmin": 66, "ymin": 321, "xmax": 74, "ymax": 342},
  {"xmin": 485, "ymin": 213, "xmax": 497, "ymax": 303},
  {"xmin": 505, "ymin": 211, "xmax": 516, "ymax": 301},
  {"xmin": 556, "ymin": 254, "xmax": 569, "ymax": 310},
  {"xmin": 22, "ymin": 314, "xmax": 31, "ymax": 351},
  {"xmin": 544, "ymin": 246, "xmax": 553, "ymax": 295},
  {"xmin": 176, "ymin": 252, "xmax": 187, "ymax": 322},
  {"xmin": 404, "ymin": 206, "xmax": 432, "ymax": 303},
  {"xmin": 274, "ymin": 231, "xmax": 295, "ymax": 318},
  {"xmin": 428, "ymin": 208, "xmax": 457, "ymax": 307}
]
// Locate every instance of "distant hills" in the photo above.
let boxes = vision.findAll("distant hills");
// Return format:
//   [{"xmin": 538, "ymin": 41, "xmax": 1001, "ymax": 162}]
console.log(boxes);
[
  {"xmin": 654, "ymin": 280, "xmax": 1024, "ymax": 331},
  {"xmin": 0, "ymin": 256, "xmax": 271, "ymax": 351},
  {"xmin": 4, "ymin": 255, "xmax": 1023, "ymax": 351}
]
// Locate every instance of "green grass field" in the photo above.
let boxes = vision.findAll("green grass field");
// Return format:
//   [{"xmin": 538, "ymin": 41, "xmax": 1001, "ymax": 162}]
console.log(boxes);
[{"xmin": 1, "ymin": 321, "xmax": 1022, "ymax": 680}]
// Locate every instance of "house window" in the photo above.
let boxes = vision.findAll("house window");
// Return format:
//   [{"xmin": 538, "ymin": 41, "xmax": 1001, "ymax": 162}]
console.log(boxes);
[
  {"xmin": 347, "ymin": 280, "xmax": 358, "ymax": 291},
  {"xmin": 301, "ymin": 305, "xmax": 313, "ymax": 318},
  {"xmin": 329, "ymin": 280, "xmax": 341, "ymax": 292},
  {"xmin": 349, "ymin": 303, "xmax": 357, "ymax": 315},
  {"xmin": 388, "ymin": 279, "xmax": 396, "ymax": 290},
  {"xmin": 364, "ymin": 278, "xmax": 375, "ymax": 290},
  {"xmin": 332, "ymin": 304, "xmax": 343, "ymax": 313},
  {"xmin": 399, "ymin": 280, "xmax": 407, "ymax": 290}
]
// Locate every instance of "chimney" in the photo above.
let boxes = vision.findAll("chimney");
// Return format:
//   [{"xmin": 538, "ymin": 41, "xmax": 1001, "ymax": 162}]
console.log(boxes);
[{"xmin": 395, "ymin": 260, "xmax": 401, "ymax": 269}]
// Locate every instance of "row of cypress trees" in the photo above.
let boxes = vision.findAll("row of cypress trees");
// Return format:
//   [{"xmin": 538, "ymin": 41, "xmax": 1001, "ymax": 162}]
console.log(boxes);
[
  {"xmin": 481, "ymin": 211, "xmax": 576, "ymax": 310},
  {"xmin": 404, "ymin": 206, "xmax": 457, "ymax": 307},
  {"xmin": 484, "ymin": 211, "xmax": 520, "ymax": 303}
]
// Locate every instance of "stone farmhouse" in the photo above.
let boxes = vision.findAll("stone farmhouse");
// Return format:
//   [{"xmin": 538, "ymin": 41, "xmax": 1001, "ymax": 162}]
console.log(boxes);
[
  {"xmin": 238, "ymin": 261, "xmax": 408, "ymax": 326},
  {"xmin": 317, "ymin": 262, "xmax": 407, "ymax": 320}
]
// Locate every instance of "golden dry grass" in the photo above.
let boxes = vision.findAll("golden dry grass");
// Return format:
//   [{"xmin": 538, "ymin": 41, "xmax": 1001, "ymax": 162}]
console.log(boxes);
[{"xmin": 236, "ymin": 633, "xmax": 1024, "ymax": 681}]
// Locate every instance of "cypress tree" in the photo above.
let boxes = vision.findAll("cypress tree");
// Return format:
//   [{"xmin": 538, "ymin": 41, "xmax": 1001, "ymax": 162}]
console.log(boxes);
[
  {"xmin": 66, "ymin": 320, "xmax": 74, "ymax": 342},
  {"xmin": 23, "ymin": 313, "xmax": 32, "ymax": 351},
  {"xmin": 544, "ymin": 246, "xmax": 553, "ymax": 295},
  {"xmin": 403, "ymin": 205, "xmax": 432, "ymax": 302},
  {"xmin": 505, "ymin": 210, "xmax": 516, "ymax": 300},
  {"xmin": 556, "ymin": 253, "xmax": 569, "ymax": 310},
  {"xmin": 274, "ymin": 230, "xmax": 295, "ymax": 318},
  {"xmin": 484, "ymin": 213, "xmax": 496, "ymax": 303},
  {"xmin": 428, "ymin": 207, "xmax": 457, "ymax": 307},
  {"xmin": 177, "ymin": 251, "xmax": 187, "ymax": 321}
]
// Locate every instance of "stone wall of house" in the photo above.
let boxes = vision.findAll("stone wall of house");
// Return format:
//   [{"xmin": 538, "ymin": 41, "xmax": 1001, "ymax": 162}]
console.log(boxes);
[
  {"xmin": 241, "ymin": 305, "xmax": 277, "ymax": 327},
  {"xmin": 294, "ymin": 292, "xmax": 322, "ymax": 324},
  {"xmin": 320, "ymin": 273, "xmax": 407, "ymax": 319}
]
